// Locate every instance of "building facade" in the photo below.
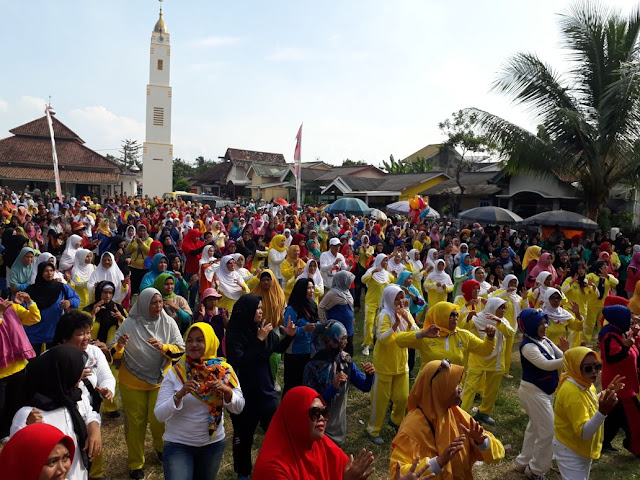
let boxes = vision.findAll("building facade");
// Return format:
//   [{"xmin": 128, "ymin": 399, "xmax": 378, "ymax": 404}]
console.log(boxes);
[{"xmin": 142, "ymin": 7, "xmax": 173, "ymax": 197}]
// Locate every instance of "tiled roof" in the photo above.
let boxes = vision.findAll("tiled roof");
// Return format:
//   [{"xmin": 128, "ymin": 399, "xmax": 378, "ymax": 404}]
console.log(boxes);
[
  {"xmin": 376, "ymin": 172, "xmax": 446, "ymax": 191},
  {"xmin": 190, "ymin": 162, "xmax": 232, "ymax": 184},
  {"xmin": 10, "ymin": 116, "xmax": 84, "ymax": 143},
  {"xmin": 0, "ymin": 166, "xmax": 119, "ymax": 184},
  {"xmin": 0, "ymin": 136, "xmax": 120, "ymax": 170},
  {"xmin": 249, "ymin": 163, "xmax": 289, "ymax": 177},
  {"xmin": 223, "ymin": 148, "xmax": 286, "ymax": 165},
  {"xmin": 314, "ymin": 165, "xmax": 384, "ymax": 183},
  {"xmin": 421, "ymin": 172, "xmax": 501, "ymax": 196}
]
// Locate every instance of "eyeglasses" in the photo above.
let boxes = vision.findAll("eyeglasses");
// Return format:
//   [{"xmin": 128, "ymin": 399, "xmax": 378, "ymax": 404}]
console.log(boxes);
[
  {"xmin": 430, "ymin": 359, "xmax": 451, "ymax": 385},
  {"xmin": 581, "ymin": 363, "xmax": 602, "ymax": 374},
  {"xmin": 308, "ymin": 406, "xmax": 330, "ymax": 422}
]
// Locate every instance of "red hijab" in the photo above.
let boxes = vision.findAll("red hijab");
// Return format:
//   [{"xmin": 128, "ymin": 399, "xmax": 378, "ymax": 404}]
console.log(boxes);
[
  {"xmin": 292, "ymin": 233, "xmax": 308, "ymax": 258},
  {"xmin": 148, "ymin": 240, "xmax": 163, "ymax": 258},
  {"xmin": 461, "ymin": 279, "xmax": 480, "ymax": 302},
  {"xmin": 253, "ymin": 386, "xmax": 348, "ymax": 479},
  {"xmin": 0, "ymin": 423, "xmax": 75, "ymax": 480}
]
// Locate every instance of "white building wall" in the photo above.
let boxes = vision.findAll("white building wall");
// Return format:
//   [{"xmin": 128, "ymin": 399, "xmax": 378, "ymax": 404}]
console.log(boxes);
[{"xmin": 143, "ymin": 21, "xmax": 173, "ymax": 197}]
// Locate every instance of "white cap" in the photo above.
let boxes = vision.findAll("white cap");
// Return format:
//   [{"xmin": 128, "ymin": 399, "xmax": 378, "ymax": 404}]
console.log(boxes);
[
  {"xmin": 79, "ymin": 206, "xmax": 88, "ymax": 211},
  {"xmin": 329, "ymin": 238, "xmax": 341, "ymax": 246}
]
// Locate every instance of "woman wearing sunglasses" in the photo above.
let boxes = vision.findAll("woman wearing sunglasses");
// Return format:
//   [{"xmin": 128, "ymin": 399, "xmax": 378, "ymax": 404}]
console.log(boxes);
[
  {"xmin": 553, "ymin": 347, "xmax": 625, "ymax": 479},
  {"xmin": 252, "ymin": 385, "xmax": 375, "ymax": 480}
]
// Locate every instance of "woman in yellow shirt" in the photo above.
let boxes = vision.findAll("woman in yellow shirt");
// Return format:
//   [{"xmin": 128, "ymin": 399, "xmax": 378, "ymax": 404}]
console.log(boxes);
[
  {"xmin": 390, "ymin": 359, "xmax": 505, "ymax": 479},
  {"xmin": 361, "ymin": 254, "xmax": 394, "ymax": 355},
  {"xmin": 394, "ymin": 301, "xmax": 496, "ymax": 373},
  {"xmin": 281, "ymin": 245, "xmax": 306, "ymax": 295},
  {"xmin": 366, "ymin": 285, "xmax": 417, "ymax": 445},
  {"xmin": 553, "ymin": 347, "xmax": 624, "ymax": 479},
  {"xmin": 561, "ymin": 261, "xmax": 595, "ymax": 321},
  {"xmin": 405, "ymin": 249, "xmax": 427, "ymax": 298},
  {"xmin": 585, "ymin": 261, "xmax": 619, "ymax": 342},
  {"xmin": 423, "ymin": 259, "xmax": 453, "ymax": 306},
  {"xmin": 541, "ymin": 288, "xmax": 584, "ymax": 348}
]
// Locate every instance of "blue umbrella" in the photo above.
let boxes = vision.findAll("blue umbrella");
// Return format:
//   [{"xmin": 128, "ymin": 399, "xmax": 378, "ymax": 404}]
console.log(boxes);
[{"xmin": 325, "ymin": 198, "xmax": 371, "ymax": 216}]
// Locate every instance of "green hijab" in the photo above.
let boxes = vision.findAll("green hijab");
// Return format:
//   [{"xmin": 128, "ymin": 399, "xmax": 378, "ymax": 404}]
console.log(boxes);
[{"xmin": 153, "ymin": 272, "xmax": 176, "ymax": 299}]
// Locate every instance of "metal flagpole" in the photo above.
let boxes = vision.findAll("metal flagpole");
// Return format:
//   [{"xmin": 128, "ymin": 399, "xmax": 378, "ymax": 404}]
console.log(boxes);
[
  {"xmin": 294, "ymin": 123, "xmax": 303, "ymax": 209},
  {"xmin": 45, "ymin": 103, "xmax": 63, "ymax": 202}
]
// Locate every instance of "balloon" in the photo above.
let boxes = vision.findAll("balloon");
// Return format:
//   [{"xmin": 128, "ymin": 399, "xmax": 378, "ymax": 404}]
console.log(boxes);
[{"xmin": 409, "ymin": 197, "xmax": 419, "ymax": 210}]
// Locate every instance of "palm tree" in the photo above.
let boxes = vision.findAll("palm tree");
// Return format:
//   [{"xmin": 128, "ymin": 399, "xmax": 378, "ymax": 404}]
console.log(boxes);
[{"xmin": 468, "ymin": 2, "xmax": 640, "ymax": 220}]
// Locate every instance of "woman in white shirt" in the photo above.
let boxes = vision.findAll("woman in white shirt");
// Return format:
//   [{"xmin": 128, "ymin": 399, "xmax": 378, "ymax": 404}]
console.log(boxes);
[
  {"xmin": 155, "ymin": 322, "xmax": 245, "ymax": 480},
  {"xmin": 11, "ymin": 345, "xmax": 102, "ymax": 480}
]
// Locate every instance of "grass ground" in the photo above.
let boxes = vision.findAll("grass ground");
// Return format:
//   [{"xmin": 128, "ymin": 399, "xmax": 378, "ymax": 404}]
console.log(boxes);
[{"xmin": 101, "ymin": 310, "xmax": 640, "ymax": 479}]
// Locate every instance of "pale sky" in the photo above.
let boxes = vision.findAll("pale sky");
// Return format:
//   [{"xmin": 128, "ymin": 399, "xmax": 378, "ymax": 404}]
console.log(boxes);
[{"xmin": 2, "ymin": 0, "xmax": 639, "ymax": 168}]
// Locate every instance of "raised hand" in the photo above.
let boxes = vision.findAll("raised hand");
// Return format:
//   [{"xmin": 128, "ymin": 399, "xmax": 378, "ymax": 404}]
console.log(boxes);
[
  {"xmin": 394, "ymin": 458, "xmax": 435, "ymax": 480},
  {"xmin": 95, "ymin": 386, "xmax": 114, "ymax": 402},
  {"xmin": 437, "ymin": 435, "xmax": 465, "ymax": 468},
  {"xmin": 343, "ymin": 448, "xmax": 375, "ymax": 480},
  {"xmin": 361, "ymin": 362, "xmax": 375, "ymax": 376},
  {"xmin": 421, "ymin": 324, "xmax": 441, "ymax": 339},
  {"xmin": 606, "ymin": 375, "xmax": 626, "ymax": 393},
  {"xmin": 598, "ymin": 388, "xmax": 618, "ymax": 415},
  {"xmin": 479, "ymin": 324, "xmax": 496, "ymax": 339},
  {"xmin": 557, "ymin": 336, "xmax": 570, "ymax": 352},
  {"xmin": 459, "ymin": 418, "xmax": 487, "ymax": 446},
  {"xmin": 117, "ymin": 333, "xmax": 130, "ymax": 347},
  {"xmin": 0, "ymin": 298, "xmax": 12, "ymax": 315},
  {"xmin": 147, "ymin": 337, "xmax": 164, "ymax": 351},
  {"xmin": 333, "ymin": 371, "xmax": 348, "ymax": 388},
  {"xmin": 26, "ymin": 407, "xmax": 43, "ymax": 425},
  {"xmin": 257, "ymin": 321, "xmax": 273, "ymax": 341}
]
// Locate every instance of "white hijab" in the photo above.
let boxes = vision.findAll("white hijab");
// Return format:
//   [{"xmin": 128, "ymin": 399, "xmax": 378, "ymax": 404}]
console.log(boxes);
[
  {"xmin": 533, "ymin": 271, "xmax": 552, "ymax": 305},
  {"xmin": 125, "ymin": 225, "xmax": 136, "ymax": 245},
  {"xmin": 89, "ymin": 252, "xmax": 126, "ymax": 302},
  {"xmin": 472, "ymin": 266, "xmax": 491, "ymax": 296},
  {"xmin": 366, "ymin": 254, "xmax": 390, "ymax": 283},
  {"xmin": 542, "ymin": 287, "xmax": 574, "ymax": 324},
  {"xmin": 387, "ymin": 254, "xmax": 406, "ymax": 276},
  {"xmin": 426, "ymin": 248, "xmax": 439, "ymax": 268},
  {"xmin": 216, "ymin": 255, "xmax": 244, "ymax": 300},
  {"xmin": 72, "ymin": 249, "xmax": 95, "ymax": 283},
  {"xmin": 199, "ymin": 245, "xmax": 218, "ymax": 282},
  {"xmin": 59, "ymin": 234, "xmax": 82, "ymax": 271},
  {"xmin": 408, "ymin": 249, "xmax": 423, "ymax": 273},
  {"xmin": 377, "ymin": 284, "xmax": 411, "ymax": 335},
  {"xmin": 472, "ymin": 296, "xmax": 508, "ymax": 359},
  {"xmin": 501, "ymin": 274, "xmax": 522, "ymax": 319},
  {"xmin": 30, "ymin": 252, "xmax": 65, "ymax": 284},
  {"xmin": 427, "ymin": 259, "xmax": 452, "ymax": 285},
  {"xmin": 297, "ymin": 259, "xmax": 324, "ymax": 290}
]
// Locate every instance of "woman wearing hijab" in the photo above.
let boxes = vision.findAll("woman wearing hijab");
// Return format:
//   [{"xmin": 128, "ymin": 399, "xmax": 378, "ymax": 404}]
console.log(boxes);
[
  {"xmin": 472, "ymin": 266, "xmax": 494, "ymax": 298},
  {"xmin": 225, "ymin": 294, "xmax": 296, "ymax": 479},
  {"xmin": 96, "ymin": 218, "xmax": 114, "ymax": 257},
  {"xmin": 387, "ymin": 248, "xmax": 407, "ymax": 278},
  {"xmin": 253, "ymin": 386, "xmax": 375, "ymax": 480},
  {"xmin": 125, "ymin": 224, "xmax": 153, "ymax": 295},
  {"xmin": 396, "ymin": 270, "xmax": 427, "ymax": 325},
  {"xmin": 528, "ymin": 271, "xmax": 553, "ymax": 309},
  {"xmin": 318, "ymin": 270, "xmax": 356, "ymax": 356},
  {"xmin": 561, "ymin": 261, "xmax": 594, "ymax": 322},
  {"xmin": 24, "ymin": 263, "xmax": 80, "ymax": 355},
  {"xmin": 523, "ymin": 245, "xmax": 542, "ymax": 289},
  {"xmin": 85, "ymin": 280, "xmax": 127, "ymax": 418},
  {"xmin": 155, "ymin": 322, "xmax": 245, "ymax": 480},
  {"xmin": 143, "ymin": 240, "xmax": 164, "ymax": 270},
  {"xmin": 89, "ymin": 252, "xmax": 128, "ymax": 304},
  {"xmin": 424, "ymin": 259, "xmax": 453, "ymax": 306},
  {"xmin": 598, "ymin": 305, "xmax": 640, "ymax": 455},
  {"xmin": 198, "ymin": 244, "xmax": 219, "ymax": 295},
  {"xmin": 8, "ymin": 246, "xmax": 35, "ymax": 292},
  {"xmin": 360, "ymin": 254, "xmax": 394, "ymax": 356},
  {"xmin": 0, "ymin": 423, "xmax": 75, "ymax": 480},
  {"xmin": 154, "ymin": 272, "xmax": 192, "ymax": 333},
  {"xmin": 159, "ymin": 231, "xmax": 179, "ymax": 258},
  {"xmin": 395, "ymin": 302, "xmax": 496, "ymax": 374},
  {"xmin": 354, "ymin": 234, "xmax": 374, "ymax": 311},
  {"xmin": 59, "ymin": 234, "xmax": 83, "ymax": 273},
  {"xmin": 542, "ymin": 288, "xmax": 584, "ymax": 348},
  {"xmin": 192, "ymin": 288, "xmax": 227, "ymax": 356},
  {"xmin": 553, "ymin": 347, "xmax": 624, "ymax": 479},
  {"xmin": 405, "ymin": 249, "xmax": 426, "ymax": 298},
  {"xmin": 452, "ymin": 253, "xmax": 474, "ymax": 299},
  {"xmin": 30, "ymin": 252, "xmax": 66, "ymax": 285},
  {"xmin": 460, "ymin": 297, "xmax": 514, "ymax": 426},
  {"xmin": 281, "ymin": 278, "xmax": 320, "ymax": 396},
  {"xmin": 109, "ymin": 288, "xmax": 185, "ymax": 479},
  {"xmin": 70, "ymin": 249, "xmax": 95, "ymax": 309},
  {"xmin": 267, "ymin": 234, "xmax": 288, "ymax": 287},
  {"xmin": 281, "ymin": 245, "xmax": 306, "ymax": 289},
  {"xmin": 585, "ymin": 260, "xmax": 619, "ymax": 342},
  {"xmin": 11, "ymin": 345, "xmax": 101, "ymax": 480},
  {"xmin": 139, "ymin": 253, "xmax": 172, "ymax": 292},
  {"xmin": 366, "ymin": 285, "xmax": 418, "ymax": 445},
  {"xmin": 303, "ymin": 320, "xmax": 375, "ymax": 446},
  {"xmin": 514, "ymin": 309, "xmax": 568, "ymax": 479},
  {"xmin": 455, "ymin": 280, "xmax": 485, "ymax": 326},
  {"xmin": 390, "ymin": 359, "xmax": 505, "ymax": 479},
  {"xmin": 294, "ymin": 258, "xmax": 324, "ymax": 300},
  {"xmin": 250, "ymin": 269, "xmax": 286, "ymax": 328},
  {"xmin": 2, "ymin": 227, "xmax": 28, "ymax": 279},
  {"xmin": 215, "ymin": 255, "xmax": 249, "ymax": 314}
]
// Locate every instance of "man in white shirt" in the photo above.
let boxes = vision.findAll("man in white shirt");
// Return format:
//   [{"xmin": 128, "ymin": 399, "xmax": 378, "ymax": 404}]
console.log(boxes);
[{"xmin": 320, "ymin": 237, "xmax": 349, "ymax": 289}]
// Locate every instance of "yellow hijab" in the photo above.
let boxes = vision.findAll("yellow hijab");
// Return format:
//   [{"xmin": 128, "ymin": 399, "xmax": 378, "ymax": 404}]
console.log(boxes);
[
  {"xmin": 560, "ymin": 346, "xmax": 601, "ymax": 390},
  {"xmin": 424, "ymin": 301, "xmax": 459, "ymax": 337},
  {"xmin": 97, "ymin": 218, "xmax": 113, "ymax": 237},
  {"xmin": 285, "ymin": 245, "xmax": 305, "ymax": 269},
  {"xmin": 269, "ymin": 234, "xmax": 287, "ymax": 252},
  {"xmin": 523, "ymin": 245, "xmax": 542, "ymax": 267},
  {"xmin": 250, "ymin": 269, "xmax": 287, "ymax": 327}
]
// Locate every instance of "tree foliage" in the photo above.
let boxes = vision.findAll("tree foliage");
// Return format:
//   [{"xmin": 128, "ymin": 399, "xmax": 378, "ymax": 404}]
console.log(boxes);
[
  {"xmin": 342, "ymin": 158, "xmax": 368, "ymax": 166},
  {"xmin": 117, "ymin": 139, "xmax": 142, "ymax": 170},
  {"xmin": 468, "ymin": 2, "xmax": 640, "ymax": 220},
  {"xmin": 381, "ymin": 154, "xmax": 435, "ymax": 174}
]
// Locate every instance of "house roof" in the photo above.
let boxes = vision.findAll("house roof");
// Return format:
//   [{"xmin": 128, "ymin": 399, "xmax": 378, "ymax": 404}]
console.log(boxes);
[
  {"xmin": 420, "ymin": 172, "xmax": 501, "ymax": 196},
  {"xmin": 190, "ymin": 162, "xmax": 232, "ymax": 184},
  {"xmin": 314, "ymin": 165, "xmax": 385, "ymax": 183},
  {"xmin": 402, "ymin": 144, "xmax": 443, "ymax": 163},
  {"xmin": 0, "ymin": 116, "xmax": 121, "ymax": 175},
  {"xmin": 10, "ymin": 115, "xmax": 84, "ymax": 143},
  {"xmin": 248, "ymin": 163, "xmax": 289, "ymax": 178},
  {"xmin": 222, "ymin": 148, "xmax": 286, "ymax": 165},
  {"xmin": 0, "ymin": 166, "xmax": 119, "ymax": 184},
  {"xmin": 375, "ymin": 172, "xmax": 446, "ymax": 191},
  {"xmin": 322, "ymin": 172, "xmax": 449, "ymax": 195}
]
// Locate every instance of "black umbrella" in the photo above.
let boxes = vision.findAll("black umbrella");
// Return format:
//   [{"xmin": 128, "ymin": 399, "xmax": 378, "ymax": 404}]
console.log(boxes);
[
  {"xmin": 520, "ymin": 210, "xmax": 599, "ymax": 230},
  {"xmin": 458, "ymin": 206, "xmax": 523, "ymax": 225}
]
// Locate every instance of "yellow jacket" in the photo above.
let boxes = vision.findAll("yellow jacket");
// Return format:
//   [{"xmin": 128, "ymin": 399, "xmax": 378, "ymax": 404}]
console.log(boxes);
[
  {"xmin": 585, "ymin": 273, "xmax": 619, "ymax": 305},
  {"xmin": 554, "ymin": 380, "xmax": 603, "ymax": 460},
  {"xmin": 466, "ymin": 317, "xmax": 515, "ymax": 372},
  {"xmin": 125, "ymin": 237, "xmax": 153, "ymax": 269},
  {"xmin": 490, "ymin": 289, "xmax": 527, "ymax": 330},
  {"xmin": 423, "ymin": 278, "xmax": 453, "ymax": 306},
  {"xmin": 373, "ymin": 312, "xmax": 417, "ymax": 376},
  {"xmin": 362, "ymin": 270, "xmax": 394, "ymax": 307},
  {"xmin": 281, "ymin": 258, "xmax": 305, "ymax": 282},
  {"xmin": 561, "ymin": 277, "xmax": 596, "ymax": 318},
  {"xmin": 394, "ymin": 328, "xmax": 495, "ymax": 372}
]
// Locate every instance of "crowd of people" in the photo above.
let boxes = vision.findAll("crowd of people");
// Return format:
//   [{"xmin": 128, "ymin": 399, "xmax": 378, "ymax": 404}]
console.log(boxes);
[{"xmin": 0, "ymin": 188, "xmax": 639, "ymax": 480}]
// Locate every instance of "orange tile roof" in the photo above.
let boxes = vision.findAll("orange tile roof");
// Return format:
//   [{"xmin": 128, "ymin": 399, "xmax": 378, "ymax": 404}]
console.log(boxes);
[
  {"xmin": 0, "ymin": 166, "xmax": 119, "ymax": 184},
  {"xmin": 10, "ymin": 116, "xmax": 84, "ymax": 142}
]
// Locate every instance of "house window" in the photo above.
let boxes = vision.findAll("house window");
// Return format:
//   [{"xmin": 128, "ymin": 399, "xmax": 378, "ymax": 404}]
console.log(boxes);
[
  {"xmin": 153, "ymin": 107, "xmax": 164, "ymax": 126},
  {"xmin": 479, "ymin": 199, "xmax": 492, "ymax": 207},
  {"xmin": 157, "ymin": 59, "xmax": 163, "ymax": 70},
  {"xmin": 153, "ymin": 158, "xmax": 163, "ymax": 162}
]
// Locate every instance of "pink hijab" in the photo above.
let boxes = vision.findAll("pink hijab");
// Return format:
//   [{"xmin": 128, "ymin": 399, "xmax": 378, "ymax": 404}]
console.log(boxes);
[{"xmin": 528, "ymin": 252, "xmax": 557, "ymax": 282}]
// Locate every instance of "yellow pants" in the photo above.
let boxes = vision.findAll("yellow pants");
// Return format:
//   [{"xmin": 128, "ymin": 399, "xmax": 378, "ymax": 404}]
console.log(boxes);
[
  {"xmin": 503, "ymin": 336, "xmax": 514, "ymax": 375},
  {"xmin": 367, "ymin": 372, "xmax": 409, "ymax": 437},
  {"xmin": 585, "ymin": 302, "xmax": 603, "ymax": 342},
  {"xmin": 362, "ymin": 299, "xmax": 379, "ymax": 347},
  {"xmin": 120, "ymin": 384, "xmax": 164, "ymax": 471},
  {"xmin": 101, "ymin": 364, "xmax": 120, "ymax": 413},
  {"xmin": 89, "ymin": 450, "xmax": 106, "ymax": 479},
  {"xmin": 461, "ymin": 369, "xmax": 504, "ymax": 415}
]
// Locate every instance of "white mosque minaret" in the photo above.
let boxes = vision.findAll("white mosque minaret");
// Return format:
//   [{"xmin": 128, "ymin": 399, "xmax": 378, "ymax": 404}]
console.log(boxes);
[{"xmin": 142, "ymin": 3, "xmax": 173, "ymax": 197}]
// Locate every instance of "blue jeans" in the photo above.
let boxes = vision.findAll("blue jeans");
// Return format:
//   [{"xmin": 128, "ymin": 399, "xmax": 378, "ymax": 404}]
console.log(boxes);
[{"xmin": 163, "ymin": 439, "xmax": 226, "ymax": 480}]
